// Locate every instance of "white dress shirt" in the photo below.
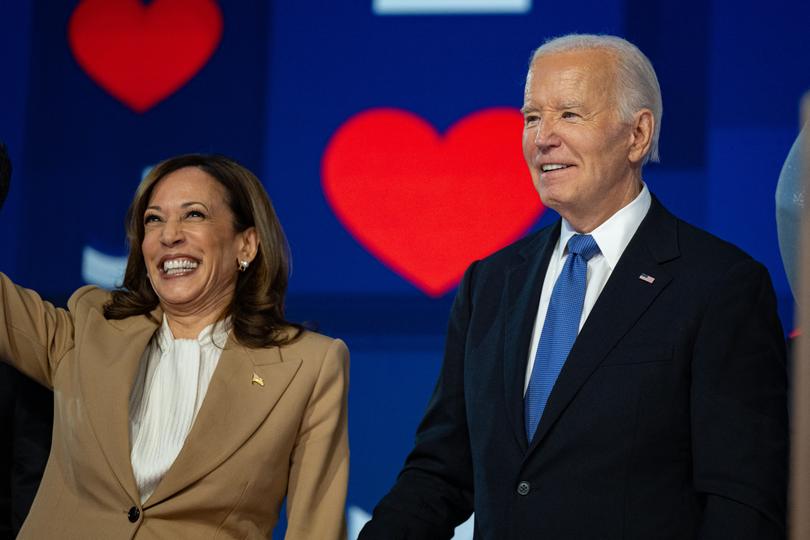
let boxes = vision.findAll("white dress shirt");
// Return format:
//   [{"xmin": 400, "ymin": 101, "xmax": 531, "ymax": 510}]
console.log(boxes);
[
  {"xmin": 524, "ymin": 184, "xmax": 652, "ymax": 394},
  {"xmin": 129, "ymin": 316, "xmax": 230, "ymax": 503}
]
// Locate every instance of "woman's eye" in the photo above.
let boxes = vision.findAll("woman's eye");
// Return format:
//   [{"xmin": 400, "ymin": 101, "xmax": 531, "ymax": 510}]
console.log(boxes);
[
  {"xmin": 144, "ymin": 214, "xmax": 161, "ymax": 225},
  {"xmin": 186, "ymin": 210, "xmax": 205, "ymax": 219}
]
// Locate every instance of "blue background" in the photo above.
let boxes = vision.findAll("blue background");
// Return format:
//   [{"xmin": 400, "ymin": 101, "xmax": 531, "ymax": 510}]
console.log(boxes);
[{"xmin": 1, "ymin": 0, "xmax": 808, "ymax": 536}]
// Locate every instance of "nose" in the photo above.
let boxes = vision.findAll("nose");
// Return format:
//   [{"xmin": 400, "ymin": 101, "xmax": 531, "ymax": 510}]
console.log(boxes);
[
  {"xmin": 533, "ymin": 117, "xmax": 560, "ymax": 152},
  {"xmin": 159, "ymin": 219, "xmax": 184, "ymax": 247}
]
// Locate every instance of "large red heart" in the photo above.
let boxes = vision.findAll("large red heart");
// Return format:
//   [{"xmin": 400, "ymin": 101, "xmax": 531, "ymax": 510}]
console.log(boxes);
[
  {"xmin": 322, "ymin": 108, "xmax": 543, "ymax": 297},
  {"xmin": 68, "ymin": 0, "xmax": 223, "ymax": 113}
]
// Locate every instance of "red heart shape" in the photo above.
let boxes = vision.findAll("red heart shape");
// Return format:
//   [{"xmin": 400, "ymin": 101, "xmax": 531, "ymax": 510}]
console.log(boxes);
[
  {"xmin": 322, "ymin": 108, "xmax": 543, "ymax": 297},
  {"xmin": 68, "ymin": 0, "xmax": 223, "ymax": 113}
]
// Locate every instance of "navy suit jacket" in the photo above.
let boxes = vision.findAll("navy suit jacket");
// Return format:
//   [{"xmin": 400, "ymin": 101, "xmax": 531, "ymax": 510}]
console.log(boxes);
[{"xmin": 360, "ymin": 197, "xmax": 788, "ymax": 539}]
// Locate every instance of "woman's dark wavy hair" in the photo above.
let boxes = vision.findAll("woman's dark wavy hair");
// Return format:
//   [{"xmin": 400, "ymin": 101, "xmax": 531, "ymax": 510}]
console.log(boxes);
[{"xmin": 104, "ymin": 154, "xmax": 302, "ymax": 348}]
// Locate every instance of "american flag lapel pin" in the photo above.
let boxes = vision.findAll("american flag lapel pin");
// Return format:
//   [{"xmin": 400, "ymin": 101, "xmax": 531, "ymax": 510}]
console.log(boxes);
[{"xmin": 638, "ymin": 273, "xmax": 655, "ymax": 284}]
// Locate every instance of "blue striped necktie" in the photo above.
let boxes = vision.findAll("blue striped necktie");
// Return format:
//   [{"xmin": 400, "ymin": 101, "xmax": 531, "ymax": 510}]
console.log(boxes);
[{"xmin": 525, "ymin": 234, "xmax": 600, "ymax": 441}]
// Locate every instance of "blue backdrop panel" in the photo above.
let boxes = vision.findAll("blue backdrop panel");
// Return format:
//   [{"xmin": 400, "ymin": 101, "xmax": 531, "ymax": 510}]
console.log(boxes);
[
  {"xmin": 10, "ymin": 1, "xmax": 269, "ymax": 299},
  {"xmin": 265, "ymin": 0, "xmax": 624, "ymax": 296},
  {"xmin": 0, "ymin": 2, "xmax": 33, "ymax": 279},
  {"xmin": 0, "ymin": 1, "xmax": 809, "ymax": 537}
]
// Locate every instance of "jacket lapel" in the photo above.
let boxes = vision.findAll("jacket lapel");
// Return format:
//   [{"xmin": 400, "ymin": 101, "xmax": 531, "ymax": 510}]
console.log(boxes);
[
  {"xmin": 527, "ymin": 198, "xmax": 680, "ymax": 453},
  {"xmin": 503, "ymin": 224, "xmax": 559, "ymax": 452},
  {"xmin": 79, "ymin": 308, "xmax": 161, "ymax": 503},
  {"xmin": 144, "ymin": 338, "xmax": 302, "ymax": 507}
]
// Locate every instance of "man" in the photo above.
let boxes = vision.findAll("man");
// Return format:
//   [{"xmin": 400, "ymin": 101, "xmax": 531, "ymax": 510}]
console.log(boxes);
[{"xmin": 360, "ymin": 35, "xmax": 787, "ymax": 539}]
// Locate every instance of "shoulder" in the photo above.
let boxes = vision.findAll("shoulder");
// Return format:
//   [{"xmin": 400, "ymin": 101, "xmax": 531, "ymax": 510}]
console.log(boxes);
[
  {"xmin": 460, "ymin": 224, "xmax": 557, "ymax": 283},
  {"xmin": 456, "ymin": 224, "xmax": 557, "ymax": 293},
  {"xmin": 274, "ymin": 330, "xmax": 349, "ymax": 391},
  {"xmin": 288, "ymin": 329, "xmax": 347, "ymax": 354},
  {"xmin": 482, "ymin": 225, "xmax": 555, "ymax": 267},
  {"xmin": 67, "ymin": 285, "xmax": 111, "ymax": 316},
  {"xmin": 617, "ymin": 195, "xmax": 756, "ymax": 270},
  {"xmin": 277, "ymin": 329, "xmax": 349, "ymax": 368},
  {"xmin": 646, "ymin": 198, "xmax": 770, "ymax": 287},
  {"xmin": 645, "ymin": 194, "xmax": 752, "ymax": 264},
  {"xmin": 676, "ymin": 218, "xmax": 755, "ymax": 265},
  {"xmin": 678, "ymin": 221, "xmax": 774, "ymax": 299}
]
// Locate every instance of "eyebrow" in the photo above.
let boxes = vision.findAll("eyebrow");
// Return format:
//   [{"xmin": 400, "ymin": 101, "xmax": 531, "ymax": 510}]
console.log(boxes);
[
  {"xmin": 145, "ymin": 201, "xmax": 210, "ymax": 212},
  {"xmin": 520, "ymin": 101, "xmax": 583, "ymax": 114}
]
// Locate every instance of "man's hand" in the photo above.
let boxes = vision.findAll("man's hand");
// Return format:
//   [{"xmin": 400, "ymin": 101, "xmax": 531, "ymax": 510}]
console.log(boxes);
[{"xmin": 0, "ymin": 143, "xmax": 10, "ymax": 210}]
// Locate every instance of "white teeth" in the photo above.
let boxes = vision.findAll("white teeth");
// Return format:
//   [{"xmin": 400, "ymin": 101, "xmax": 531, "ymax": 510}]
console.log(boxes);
[
  {"xmin": 541, "ymin": 163, "xmax": 569, "ymax": 172},
  {"xmin": 162, "ymin": 258, "xmax": 198, "ymax": 273}
]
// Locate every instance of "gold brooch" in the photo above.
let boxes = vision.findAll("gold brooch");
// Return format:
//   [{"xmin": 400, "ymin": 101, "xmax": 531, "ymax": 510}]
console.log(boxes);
[{"xmin": 251, "ymin": 373, "xmax": 265, "ymax": 387}]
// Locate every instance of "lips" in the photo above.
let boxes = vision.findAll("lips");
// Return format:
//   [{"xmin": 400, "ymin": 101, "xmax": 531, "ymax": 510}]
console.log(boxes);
[{"xmin": 540, "ymin": 163, "xmax": 573, "ymax": 173}]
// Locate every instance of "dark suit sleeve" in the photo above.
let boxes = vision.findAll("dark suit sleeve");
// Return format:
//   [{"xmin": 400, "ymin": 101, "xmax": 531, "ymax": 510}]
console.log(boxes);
[
  {"xmin": 692, "ymin": 259, "xmax": 788, "ymax": 539},
  {"xmin": 359, "ymin": 264, "xmax": 478, "ymax": 540},
  {"xmin": 11, "ymin": 370, "xmax": 53, "ymax": 535}
]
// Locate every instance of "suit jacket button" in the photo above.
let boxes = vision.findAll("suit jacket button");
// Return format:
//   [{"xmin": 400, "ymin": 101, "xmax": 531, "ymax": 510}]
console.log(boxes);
[
  {"xmin": 128, "ymin": 506, "xmax": 140, "ymax": 523},
  {"xmin": 517, "ymin": 481, "xmax": 531, "ymax": 496}
]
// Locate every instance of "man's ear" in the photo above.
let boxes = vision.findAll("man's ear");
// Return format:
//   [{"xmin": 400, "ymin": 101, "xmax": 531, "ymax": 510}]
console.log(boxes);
[{"xmin": 628, "ymin": 109, "xmax": 654, "ymax": 164}]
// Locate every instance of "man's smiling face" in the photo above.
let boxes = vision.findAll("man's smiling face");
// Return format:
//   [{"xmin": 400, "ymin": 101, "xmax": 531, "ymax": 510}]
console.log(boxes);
[{"xmin": 522, "ymin": 48, "xmax": 641, "ymax": 232}]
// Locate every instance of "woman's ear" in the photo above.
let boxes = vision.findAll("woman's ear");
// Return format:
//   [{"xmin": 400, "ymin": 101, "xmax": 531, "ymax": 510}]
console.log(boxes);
[{"xmin": 238, "ymin": 227, "xmax": 259, "ymax": 263}]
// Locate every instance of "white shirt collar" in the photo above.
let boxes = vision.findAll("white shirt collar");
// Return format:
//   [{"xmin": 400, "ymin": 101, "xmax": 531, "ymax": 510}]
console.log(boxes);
[
  {"xmin": 558, "ymin": 182, "xmax": 652, "ymax": 269},
  {"xmin": 156, "ymin": 315, "xmax": 231, "ymax": 351}
]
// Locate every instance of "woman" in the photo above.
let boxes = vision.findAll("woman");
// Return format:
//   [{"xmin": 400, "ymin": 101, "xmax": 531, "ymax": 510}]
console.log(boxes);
[{"xmin": 0, "ymin": 154, "xmax": 349, "ymax": 538}]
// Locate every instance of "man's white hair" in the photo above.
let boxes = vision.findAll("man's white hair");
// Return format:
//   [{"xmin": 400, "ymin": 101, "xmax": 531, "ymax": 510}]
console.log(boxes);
[{"xmin": 530, "ymin": 34, "xmax": 663, "ymax": 164}]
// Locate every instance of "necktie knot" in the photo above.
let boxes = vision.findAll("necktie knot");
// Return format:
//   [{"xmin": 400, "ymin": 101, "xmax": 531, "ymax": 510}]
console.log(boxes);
[{"xmin": 566, "ymin": 234, "xmax": 600, "ymax": 261}]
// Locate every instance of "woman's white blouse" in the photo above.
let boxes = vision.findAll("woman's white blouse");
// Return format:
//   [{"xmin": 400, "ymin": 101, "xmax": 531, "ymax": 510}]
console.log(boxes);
[{"xmin": 128, "ymin": 316, "xmax": 230, "ymax": 503}]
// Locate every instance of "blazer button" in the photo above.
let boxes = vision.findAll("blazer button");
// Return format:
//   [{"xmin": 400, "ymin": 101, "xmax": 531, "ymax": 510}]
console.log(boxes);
[
  {"xmin": 517, "ymin": 481, "xmax": 531, "ymax": 496},
  {"xmin": 128, "ymin": 506, "xmax": 140, "ymax": 523}
]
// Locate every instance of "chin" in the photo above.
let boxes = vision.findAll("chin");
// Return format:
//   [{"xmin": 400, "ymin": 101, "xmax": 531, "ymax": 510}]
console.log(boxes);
[
  {"xmin": 155, "ymin": 285, "xmax": 200, "ymax": 306},
  {"xmin": 536, "ymin": 189, "xmax": 563, "ymax": 213}
]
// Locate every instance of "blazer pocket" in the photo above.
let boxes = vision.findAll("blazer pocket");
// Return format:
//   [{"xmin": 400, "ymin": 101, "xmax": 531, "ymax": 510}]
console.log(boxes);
[{"xmin": 599, "ymin": 342, "xmax": 674, "ymax": 367}]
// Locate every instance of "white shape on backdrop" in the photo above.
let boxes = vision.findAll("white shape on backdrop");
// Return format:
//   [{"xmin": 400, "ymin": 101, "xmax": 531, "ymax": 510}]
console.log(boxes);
[
  {"xmin": 81, "ymin": 165, "xmax": 153, "ymax": 288},
  {"xmin": 775, "ymin": 126, "xmax": 807, "ymax": 302},
  {"xmin": 373, "ymin": 0, "xmax": 531, "ymax": 15},
  {"xmin": 454, "ymin": 513, "xmax": 475, "ymax": 538},
  {"xmin": 348, "ymin": 505, "xmax": 475, "ymax": 540},
  {"xmin": 347, "ymin": 506, "xmax": 371, "ymax": 540},
  {"xmin": 81, "ymin": 245, "xmax": 127, "ymax": 289}
]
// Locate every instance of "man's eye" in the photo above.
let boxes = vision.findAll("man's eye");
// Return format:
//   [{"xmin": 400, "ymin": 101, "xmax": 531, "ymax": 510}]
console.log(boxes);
[
  {"xmin": 524, "ymin": 115, "xmax": 539, "ymax": 126},
  {"xmin": 561, "ymin": 111, "xmax": 579, "ymax": 119}
]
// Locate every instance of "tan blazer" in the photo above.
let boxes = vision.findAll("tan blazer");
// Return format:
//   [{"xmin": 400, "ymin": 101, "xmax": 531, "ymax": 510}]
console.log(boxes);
[{"xmin": 0, "ymin": 273, "xmax": 349, "ymax": 539}]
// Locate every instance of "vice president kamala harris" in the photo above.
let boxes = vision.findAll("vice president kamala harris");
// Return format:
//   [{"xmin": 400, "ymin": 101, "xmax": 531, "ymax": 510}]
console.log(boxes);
[{"xmin": 0, "ymin": 153, "xmax": 349, "ymax": 539}]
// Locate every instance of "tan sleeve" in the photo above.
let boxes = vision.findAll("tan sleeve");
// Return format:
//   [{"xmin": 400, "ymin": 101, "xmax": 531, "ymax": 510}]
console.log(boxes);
[
  {"xmin": 0, "ymin": 272, "xmax": 94, "ymax": 388},
  {"xmin": 285, "ymin": 338, "xmax": 350, "ymax": 540}
]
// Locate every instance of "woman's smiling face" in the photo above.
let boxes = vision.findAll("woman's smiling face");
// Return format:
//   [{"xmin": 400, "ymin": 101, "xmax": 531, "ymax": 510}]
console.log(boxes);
[{"xmin": 141, "ymin": 166, "xmax": 254, "ymax": 323}]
